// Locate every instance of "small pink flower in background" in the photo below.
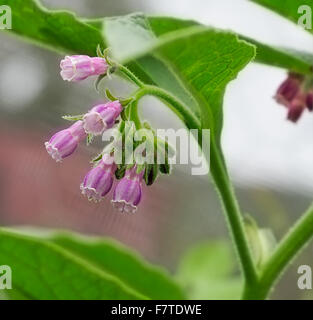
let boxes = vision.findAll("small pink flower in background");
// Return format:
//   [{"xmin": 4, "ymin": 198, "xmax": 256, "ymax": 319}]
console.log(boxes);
[
  {"xmin": 45, "ymin": 120, "xmax": 86, "ymax": 162},
  {"xmin": 60, "ymin": 55, "xmax": 108, "ymax": 82},
  {"xmin": 306, "ymin": 91, "xmax": 313, "ymax": 111},
  {"xmin": 275, "ymin": 73, "xmax": 313, "ymax": 122},
  {"xmin": 275, "ymin": 73, "xmax": 302, "ymax": 106},
  {"xmin": 287, "ymin": 92, "xmax": 307, "ymax": 122},
  {"xmin": 83, "ymin": 101, "xmax": 122, "ymax": 135},
  {"xmin": 112, "ymin": 167, "xmax": 144, "ymax": 214},
  {"xmin": 80, "ymin": 154, "xmax": 117, "ymax": 201}
]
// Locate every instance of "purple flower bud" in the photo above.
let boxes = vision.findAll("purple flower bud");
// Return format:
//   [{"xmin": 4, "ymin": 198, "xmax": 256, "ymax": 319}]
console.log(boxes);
[
  {"xmin": 306, "ymin": 91, "xmax": 313, "ymax": 111},
  {"xmin": 112, "ymin": 167, "xmax": 144, "ymax": 214},
  {"xmin": 287, "ymin": 97, "xmax": 305, "ymax": 123},
  {"xmin": 45, "ymin": 121, "xmax": 86, "ymax": 162},
  {"xmin": 80, "ymin": 154, "xmax": 117, "ymax": 201},
  {"xmin": 83, "ymin": 101, "xmax": 123, "ymax": 135},
  {"xmin": 275, "ymin": 73, "xmax": 303, "ymax": 107},
  {"xmin": 60, "ymin": 55, "xmax": 108, "ymax": 82}
]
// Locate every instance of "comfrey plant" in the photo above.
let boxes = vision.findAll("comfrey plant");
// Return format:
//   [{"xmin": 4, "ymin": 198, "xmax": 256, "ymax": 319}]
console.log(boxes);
[
  {"xmin": 1, "ymin": 0, "xmax": 313, "ymax": 301},
  {"xmin": 45, "ymin": 50, "xmax": 173, "ymax": 213}
]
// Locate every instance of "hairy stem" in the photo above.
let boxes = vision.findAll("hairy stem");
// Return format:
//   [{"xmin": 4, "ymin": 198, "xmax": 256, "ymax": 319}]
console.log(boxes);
[
  {"xmin": 117, "ymin": 64, "xmax": 144, "ymax": 88},
  {"xmin": 128, "ymin": 100, "xmax": 142, "ymax": 130},
  {"xmin": 209, "ymin": 141, "xmax": 259, "ymax": 287},
  {"xmin": 134, "ymin": 85, "xmax": 201, "ymax": 130}
]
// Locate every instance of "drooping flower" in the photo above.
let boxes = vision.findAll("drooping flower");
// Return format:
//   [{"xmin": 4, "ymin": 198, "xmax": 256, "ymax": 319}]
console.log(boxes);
[
  {"xmin": 60, "ymin": 55, "xmax": 108, "ymax": 82},
  {"xmin": 275, "ymin": 73, "xmax": 313, "ymax": 122},
  {"xmin": 306, "ymin": 91, "xmax": 313, "ymax": 111},
  {"xmin": 80, "ymin": 154, "xmax": 117, "ymax": 201},
  {"xmin": 112, "ymin": 166, "xmax": 144, "ymax": 214},
  {"xmin": 83, "ymin": 101, "xmax": 123, "ymax": 135},
  {"xmin": 275, "ymin": 73, "xmax": 302, "ymax": 107},
  {"xmin": 287, "ymin": 92, "xmax": 307, "ymax": 122},
  {"xmin": 45, "ymin": 120, "xmax": 86, "ymax": 162}
]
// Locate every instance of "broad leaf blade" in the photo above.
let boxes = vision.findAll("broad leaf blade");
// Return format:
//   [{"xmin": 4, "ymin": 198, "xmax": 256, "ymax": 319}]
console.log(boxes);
[
  {"xmin": 0, "ymin": 0, "xmax": 104, "ymax": 55},
  {"xmin": 104, "ymin": 18, "xmax": 255, "ymax": 138},
  {"xmin": 104, "ymin": 13, "xmax": 156, "ymax": 61},
  {"xmin": 51, "ymin": 232, "xmax": 185, "ymax": 300},
  {"xmin": 0, "ymin": 228, "xmax": 183, "ymax": 300},
  {"xmin": 148, "ymin": 16, "xmax": 313, "ymax": 75}
]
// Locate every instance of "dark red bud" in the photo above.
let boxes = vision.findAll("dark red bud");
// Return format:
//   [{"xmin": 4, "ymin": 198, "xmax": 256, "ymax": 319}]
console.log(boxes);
[
  {"xmin": 306, "ymin": 92, "xmax": 313, "ymax": 111},
  {"xmin": 275, "ymin": 74, "xmax": 303, "ymax": 107},
  {"xmin": 287, "ymin": 102, "xmax": 305, "ymax": 122}
]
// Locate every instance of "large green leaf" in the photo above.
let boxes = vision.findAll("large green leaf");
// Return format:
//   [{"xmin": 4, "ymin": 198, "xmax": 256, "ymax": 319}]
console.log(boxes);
[
  {"xmin": 103, "ymin": 15, "xmax": 255, "ymax": 145},
  {"xmin": 252, "ymin": 0, "xmax": 313, "ymax": 35},
  {"xmin": 147, "ymin": 16, "xmax": 313, "ymax": 75},
  {"xmin": 176, "ymin": 241, "xmax": 242, "ymax": 300},
  {"xmin": 1, "ymin": 0, "xmax": 104, "ymax": 55},
  {"xmin": 51, "ymin": 232, "xmax": 184, "ymax": 300},
  {"xmin": 0, "ymin": 228, "xmax": 184, "ymax": 300}
]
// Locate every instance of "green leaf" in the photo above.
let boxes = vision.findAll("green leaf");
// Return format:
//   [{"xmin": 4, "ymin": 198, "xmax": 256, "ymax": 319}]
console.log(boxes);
[
  {"xmin": 0, "ymin": 0, "xmax": 104, "ymax": 55},
  {"xmin": 147, "ymin": 16, "xmax": 313, "ymax": 75},
  {"xmin": 104, "ymin": 13, "xmax": 156, "ymax": 62},
  {"xmin": 0, "ymin": 228, "xmax": 184, "ymax": 300},
  {"xmin": 241, "ymin": 36, "xmax": 313, "ymax": 75},
  {"xmin": 176, "ymin": 241, "xmax": 242, "ymax": 300},
  {"xmin": 104, "ymin": 18, "xmax": 255, "ymax": 140},
  {"xmin": 252, "ymin": 0, "xmax": 313, "ymax": 35}
]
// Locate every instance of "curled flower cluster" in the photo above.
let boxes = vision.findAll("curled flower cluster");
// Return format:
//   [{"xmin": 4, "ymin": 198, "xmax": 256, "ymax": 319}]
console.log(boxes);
[
  {"xmin": 45, "ymin": 54, "xmax": 171, "ymax": 213},
  {"xmin": 45, "ymin": 101, "xmax": 123, "ymax": 161},
  {"xmin": 275, "ymin": 72, "xmax": 313, "ymax": 122},
  {"xmin": 80, "ymin": 155, "xmax": 144, "ymax": 214}
]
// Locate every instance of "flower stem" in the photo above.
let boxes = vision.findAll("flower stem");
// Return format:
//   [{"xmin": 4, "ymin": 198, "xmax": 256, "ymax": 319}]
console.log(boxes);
[
  {"xmin": 209, "ymin": 141, "xmax": 259, "ymax": 287},
  {"xmin": 134, "ymin": 85, "xmax": 201, "ymax": 130},
  {"xmin": 128, "ymin": 100, "xmax": 142, "ymax": 130},
  {"xmin": 117, "ymin": 64, "xmax": 144, "ymax": 88}
]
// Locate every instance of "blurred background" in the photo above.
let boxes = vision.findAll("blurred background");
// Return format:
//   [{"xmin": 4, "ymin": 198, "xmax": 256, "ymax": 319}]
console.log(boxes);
[{"xmin": 0, "ymin": 0, "xmax": 312, "ymax": 299}]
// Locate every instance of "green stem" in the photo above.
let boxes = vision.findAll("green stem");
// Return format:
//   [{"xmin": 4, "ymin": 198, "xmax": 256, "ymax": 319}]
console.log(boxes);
[
  {"xmin": 242, "ymin": 203, "xmax": 313, "ymax": 299},
  {"xmin": 134, "ymin": 85, "xmax": 201, "ymax": 130},
  {"xmin": 128, "ymin": 100, "xmax": 142, "ymax": 130},
  {"xmin": 210, "ymin": 141, "xmax": 259, "ymax": 287},
  {"xmin": 117, "ymin": 64, "xmax": 145, "ymax": 88}
]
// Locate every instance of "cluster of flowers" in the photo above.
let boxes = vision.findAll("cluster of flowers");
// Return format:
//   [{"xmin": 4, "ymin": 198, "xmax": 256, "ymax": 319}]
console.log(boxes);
[
  {"xmin": 275, "ymin": 72, "xmax": 313, "ymax": 122},
  {"xmin": 45, "ymin": 55, "xmax": 149, "ymax": 213}
]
